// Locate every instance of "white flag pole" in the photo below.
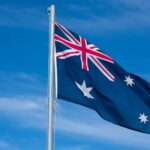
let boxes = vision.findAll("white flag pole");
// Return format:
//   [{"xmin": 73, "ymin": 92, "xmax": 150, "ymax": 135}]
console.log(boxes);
[{"xmin": 47, "ymin": 5, "xmax": 55, "ymax": 150}]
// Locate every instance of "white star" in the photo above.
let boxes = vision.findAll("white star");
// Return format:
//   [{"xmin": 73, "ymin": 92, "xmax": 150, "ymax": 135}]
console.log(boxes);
[
  {"xmin": 76, "ymin": 80, "xmax": 94, "ymax": 99},
  {"xmin": 124, "ymin": 76, "xmax": 135, "ymax": 87},
  {"xmin": 138, "ymin": 113, "xmax": 149, "ymax": 124}
]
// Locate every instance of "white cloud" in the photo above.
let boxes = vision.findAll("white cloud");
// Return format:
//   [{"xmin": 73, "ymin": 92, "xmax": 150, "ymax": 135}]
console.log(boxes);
[
  {"xmin": 0, "ymin": 71, "xmax": 48, "ymax": 131},
  {"xmin": 0, "ymin": 96, "xmax": 47, "ymax": 130},
  {"xmin": 1, "ymin": 1, "xmax": 150, "ymax": 34},
  {"xmin": 58, "ymin": 1, "xmax": 150, "ymax": 34},
  {"xmin": 0, "ymin": 141, "xmax": 9, "ymax": 149},
  {"xmin": 54, "ymin": 101, "xmax": 150, "ymax": 149},
  {"xmin": 15, "ymin": 72, "xmax": 40, "ymax": 81},
  {"xmin": 0, "ymin": 95, "xmax": 150, "ymax": 149},
  {"xmin": 0, "ymin": 5, "xmax": 47, "ymax": 30},
  {"xmin": 0, "ymin": 71, "xmax": 41, "ymax": 82},
  {"xmin": 0, "ymin": 71, "xmax": 46, "ymax": 96},
  {"xmin": 0, "ymin": 140, "xmax": 19, "ymax": 150},
  {"xmin": 59, "ymin": 145, "xmax": 89, "ymax": 150},
  {"xmin": 56, "ymin": 118, "xmax": 150, "ymax": 149}
]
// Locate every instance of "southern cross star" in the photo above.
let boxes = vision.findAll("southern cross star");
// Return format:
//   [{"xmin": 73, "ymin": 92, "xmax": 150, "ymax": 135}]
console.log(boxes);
[
  {"xmin": 138, "ymin": 113, "xmax": 149, "ymax": 124},
  {"xmin": 124, "ymin": 76, "xmax": 135, "ymax": 87},
  {"xmin": 76, "ymin": 80, "xmax": 94, "ymax": 99}
]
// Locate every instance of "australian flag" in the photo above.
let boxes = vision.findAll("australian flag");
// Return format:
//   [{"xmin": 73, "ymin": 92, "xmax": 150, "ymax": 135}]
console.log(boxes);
[{"xmin": 54, "ymin": 22, "xmax": 150, "ymax": 134}]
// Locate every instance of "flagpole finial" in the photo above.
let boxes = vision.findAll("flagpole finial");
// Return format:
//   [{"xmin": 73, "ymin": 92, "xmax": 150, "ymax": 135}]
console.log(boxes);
[
  {"xmin": 47, "ymin": 7, "xmax": 51, "ymax": 13},
  {"xmin": 48, "ymin": 5, "xmax": 55, "ymax": 14}
]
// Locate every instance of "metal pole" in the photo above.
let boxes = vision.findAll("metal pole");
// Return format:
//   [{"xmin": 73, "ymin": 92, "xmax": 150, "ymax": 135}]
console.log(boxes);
[{"xmin": 47, "ymin": 5, "xmax": 55, "ymax": 150}]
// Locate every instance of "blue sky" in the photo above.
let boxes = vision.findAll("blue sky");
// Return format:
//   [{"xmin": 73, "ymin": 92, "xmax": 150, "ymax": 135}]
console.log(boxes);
[{"xmin": 0, "ymin": 0, "xmax": 150, "ymax": 150}]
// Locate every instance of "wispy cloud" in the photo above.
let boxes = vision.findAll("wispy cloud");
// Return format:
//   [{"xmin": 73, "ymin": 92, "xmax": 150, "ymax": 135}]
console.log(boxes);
[
  {"xmin": 1, "ymin": 1, "xmax": 150, "ymax": 34},
  {"xmin": 58, "ymin": 0, "xmax": 150, "ymax": 34},
  {"xmin": 0, "ymin": 141, "xmax": 10, "ymax": 150},
  {"xmin": 59, "ymin": 145, "xmax": 89, "ymax": 150},
  {"xmin": 55, "ymin": 103, "xmax": 150, "ymax": 149},
  {"xmin": 0, "ymin": 140, "xmax": 19, "ymax": 150},
  {"xmin": 0, "ymin": 71, "xmax": 46, "ymax": 96},
  {"xmin": 0, "ymin": 96, "xmax": 47, "ymax": 130},
  {"xmin": 0, "ymin": 94, "xmax": 150, "ymax": 149},
  {"xmin": 0, "ymin": 71, "xmax": 41, "ymax": 82},
  {"xmin": 0, "ymin": 5, "xmax": 47, "ymax": 30},
  {"xmin": 0, "ymin": 71, "xmax": 47, "ymax": 129},
  {"xmin": 15, "ymin": 72, "xmax": 40, "ymax": 81}
]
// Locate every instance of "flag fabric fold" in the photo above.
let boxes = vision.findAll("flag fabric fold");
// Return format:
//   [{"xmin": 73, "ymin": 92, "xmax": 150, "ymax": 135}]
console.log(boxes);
[{"xmin": 54, "ymin": 22, "xmax": 150, "ymax": 134}]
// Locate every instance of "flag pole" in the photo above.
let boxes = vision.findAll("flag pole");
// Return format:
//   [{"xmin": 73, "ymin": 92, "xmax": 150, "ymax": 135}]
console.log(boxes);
[{"xmin": 47, "ymin": 4, "xmax": 55, "ymax": 150}]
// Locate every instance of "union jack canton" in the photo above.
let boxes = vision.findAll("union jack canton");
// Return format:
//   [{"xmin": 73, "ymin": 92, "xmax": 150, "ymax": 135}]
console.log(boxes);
[{"xmin": 55, "ymin": 22, "xmax": 114, "ymax": 81}]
